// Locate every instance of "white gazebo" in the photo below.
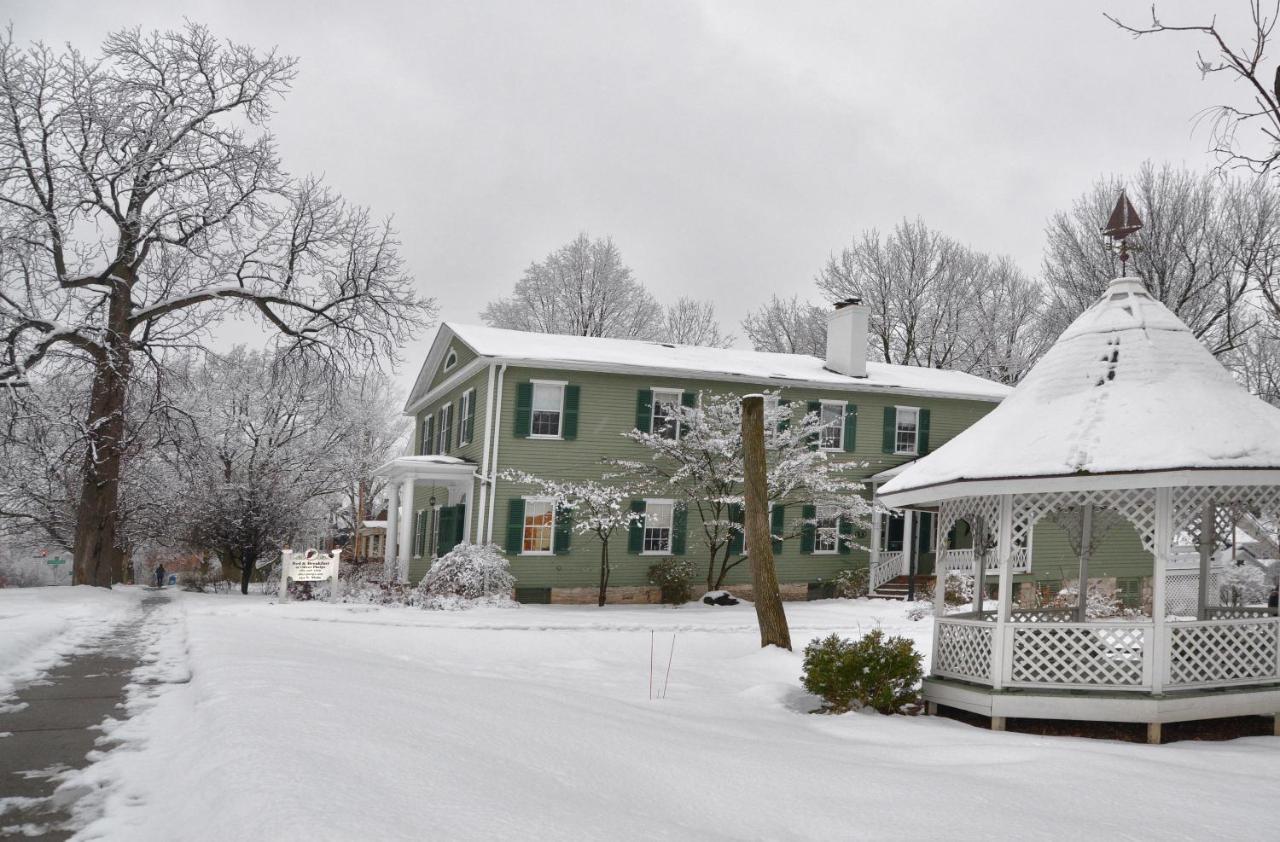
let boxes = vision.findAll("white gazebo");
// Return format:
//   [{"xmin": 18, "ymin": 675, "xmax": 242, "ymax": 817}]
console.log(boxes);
[
  {"xmin": 374, "ymin": 455, "xmax": 479, "ymax": 582},
  {"xmin": 879, "ymin": 276, "xmax": 1280, "ymax": 742}
]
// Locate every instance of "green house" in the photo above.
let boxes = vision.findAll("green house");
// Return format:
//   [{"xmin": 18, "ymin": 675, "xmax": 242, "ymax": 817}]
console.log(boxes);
[{"xmin": 377, "ymin": 301, "xmax": 1013, "ymax": 603}]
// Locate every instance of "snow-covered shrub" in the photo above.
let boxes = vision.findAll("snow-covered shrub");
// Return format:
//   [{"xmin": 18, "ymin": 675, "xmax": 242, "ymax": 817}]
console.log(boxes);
[
  {"xmin": 1050, "ymin": 584, "xmax": 1144, "ymax": 619},
  {"xmin": 648, "ymin": 558, "xmax": 695, "ymax": 605},
  {"xmin": 801, "ymin": 631, "xmax": 923, "ymax": 714},
  {"xmin": 420, "ymin": 543, "xmax": 516, "ymax": 608},
  {"xmin": 906, "ymin": 571, "xmax": 975, "ymax": 620},
  {"xmin": 834, "ymin": 568, "xmax": 869, "ymax": 599},
  {"xmin": 1219, "ymin": 564, "xmax": 1269, "ymax": 606}
]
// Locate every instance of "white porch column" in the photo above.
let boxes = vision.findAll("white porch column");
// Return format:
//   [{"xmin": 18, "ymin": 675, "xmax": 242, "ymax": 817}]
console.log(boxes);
[
  {"xmin": 992, "ymin": 494, "xmax": 1014, "ymax": 690},
  {"xmin": 384, "ymin": 481, "xmax": 400, "ymax": 581},
  {"xmin": 397, "ymin": 477, "xmax": 415, "ymax": 583},
  {"xmin": 869, "ymin": 506, "xmax": 882, "ymax": 574},
  {"xmin": 901, "ymin": 509, "xmax": 914, "ymax": 577},
  {"xmin": 1151, "ymin": 487, "xmax": 1172, "ymax": 695}
]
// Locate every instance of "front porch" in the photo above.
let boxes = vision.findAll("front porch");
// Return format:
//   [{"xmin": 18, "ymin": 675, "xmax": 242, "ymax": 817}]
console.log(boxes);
[{"xmin": 374, "ymin": 455, "xmax": 480, "ymax": 582}]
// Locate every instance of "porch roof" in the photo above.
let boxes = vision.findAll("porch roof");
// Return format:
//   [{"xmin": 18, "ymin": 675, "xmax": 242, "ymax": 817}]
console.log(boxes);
[{"xmin": 374, "ymin": 455, "xmax": 478, "ymax": 483}]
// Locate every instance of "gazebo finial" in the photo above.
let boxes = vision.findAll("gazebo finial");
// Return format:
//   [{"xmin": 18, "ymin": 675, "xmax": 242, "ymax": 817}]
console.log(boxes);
[{"xmin": 1102, "ymin": 190, "xmax": 1143, "ymax": 276}]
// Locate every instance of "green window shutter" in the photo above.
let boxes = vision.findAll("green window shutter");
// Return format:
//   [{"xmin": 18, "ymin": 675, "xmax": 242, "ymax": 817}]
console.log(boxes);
[
  {"xmin": 554, "ymin": 504, "xmax": 572, "ymax": 555},
  {"xmin": 465, "ymin": 392, "xmax": 477, "ymax": 444},
  {"xmin": 627, "ymin": 499, "xmax": 647, "ymax": 553},
  {"xmin": 838, "ymin": 515, "xmax": 854, "ymax": 555},
  {"xmin": 918, "ymin": 408, "xmax": 931, "ymax": 455},
  {"xmin": 882, "ymin": 406, "xmax": 896, "ymax": 453},
  {"xmin": 672, "ymin": 503, "xmax": 688, "ymax": 555},
  {"xmin": 635, "ymin": 390, "xmax": 653, "ymax": 432},
  {"xmin": 681, "ymin": 391, "xmax": 697, "ymax": 409},
  {"xmin": 806, "ymin": 400, "xmax": 821, "ymax": 450},
  {"xmin": 727, "ymin": 503, "xmax": 744, "ymax": 555},
  {"xmin": 505, "ymin": 498, "xmax": 526, "ymax": 555},
  {"xmin": 514, "ymin": 383, "xmax": 533, "ymax": 438},
  {"xmin": 800, "ymin": 504, "xmax": 816, "ymax": 554},
  {"xmin": 777, "ymin": 398, "xmax": 791, "ymax": 432},
  {"xmin": 437, "ymin": 506, "xmax": 457, "ymax": 557},
  {"xmin": 843, "ymin": 403, "xmax": 857, "ymax": 452},
  {"xmin": 443, "ymin": 405, "xmax": 454, "ymax": 452},
  {"xmin": 562, "ymin": 385, "xmax": 580, "ymax": 440},
  {"xmin": 771, "ymin": 504, "xmax": 785, "ymax": 553},
  {"xmin": 454, "ymin": 503, "xmax": 466, "ymax": 547}
]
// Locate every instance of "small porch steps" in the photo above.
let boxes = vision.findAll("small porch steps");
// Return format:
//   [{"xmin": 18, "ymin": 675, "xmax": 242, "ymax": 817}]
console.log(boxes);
[{"xmin": 872, "ymin": 575, "xmax": 935, "ymax": 601}]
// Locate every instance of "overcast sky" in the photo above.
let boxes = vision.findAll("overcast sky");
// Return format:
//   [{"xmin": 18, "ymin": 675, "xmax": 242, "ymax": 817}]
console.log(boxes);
[{"xmin": 8, "ymin": 0, "xmax": 1246, "ymax": 391}]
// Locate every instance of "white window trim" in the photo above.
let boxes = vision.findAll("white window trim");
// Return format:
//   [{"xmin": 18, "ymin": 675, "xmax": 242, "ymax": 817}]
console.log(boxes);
[
  {"xmin": 640, "ymin": 498, "xmax": 676, "ymax": 555},
  {"xmin": 529, "ymin": 380, "xmax": 567, "ymax": 440},
  {"xmin": 412, "ymin": 509, "xmax": 427, "ymax": 558},
  {"xmin": 422, "ymin": 414, "xmax": 434, "ymax": 455},
  {"xmin": 819, "ymin": 399, "xmax": 846, "ymax": 452},
  {"xmin": 813, "ymin": 505, "xmax": 841, "ymax": 555},
  {"xmin": 459, "ymin": 389, "xmax": 474, "ymax": 445},
  {"xmin": 437, "ymin": 403, "xmax": 453, "ymax": 453},
  {"xmin": 443, "ymin": 348, "xmax": 459, "ymax": 372},
  {"xmin": 520, "ymin": 496, "xmax": 557, "ymax": 556},
  {"xmin": 894, "ymin": 405, "xmax": 920, "ymax": 456},
  {"xmin": 650, "ymin": 388, "xmax": 685, "ymax": 438}
]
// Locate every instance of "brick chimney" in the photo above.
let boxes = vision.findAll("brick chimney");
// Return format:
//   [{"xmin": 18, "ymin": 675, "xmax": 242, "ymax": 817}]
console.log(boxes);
[{"xmin": 825, "ymin": 298, "xmax": 869, "ymax": 378}]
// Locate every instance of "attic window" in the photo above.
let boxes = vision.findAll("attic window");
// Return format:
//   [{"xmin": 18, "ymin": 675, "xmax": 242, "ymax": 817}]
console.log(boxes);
[
  {"xmin": 444, "ymin": 349, "xmax": 458, "ymax": 371},
  {"xmin": 1109, "ymin": 292, "xmax": 1129, "ymax": 301}
]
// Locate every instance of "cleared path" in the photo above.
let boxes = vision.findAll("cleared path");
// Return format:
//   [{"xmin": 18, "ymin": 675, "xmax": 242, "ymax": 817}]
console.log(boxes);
[{"xmin": 0, "ymin": 592, "xmax": 169, "ymax": 840}]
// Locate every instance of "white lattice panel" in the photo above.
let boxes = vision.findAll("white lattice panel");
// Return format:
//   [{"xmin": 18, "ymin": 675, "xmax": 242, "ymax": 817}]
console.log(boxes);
[
  {"xmin": 1012, "ymin": 488, "xmax": 1157, "ymax": 553},
  {"xmin": 1008, "ymin": 623, "xmax": 1149, "ymax": 688},
  {"xmin": 938, "ymin": 548, "xmax": 1029, "ymax": 575},
  {"xmin": 1165, "ymin": 570, "xmax": 1221, "ymax": 617},
  {"xmin": 870, "ymin": 552, "xmax": 902, "ymax": 591},
  {"xmin": 1166, "ymin": 619, "xmax": 1279, "ymax": 688},
  {"xmin": 938, "ymin": 496, "xmax": 1001, "ymax": 552},
  {"xmin": 933, "ymin": 620, "xmax": 993, "ymax": 683}
]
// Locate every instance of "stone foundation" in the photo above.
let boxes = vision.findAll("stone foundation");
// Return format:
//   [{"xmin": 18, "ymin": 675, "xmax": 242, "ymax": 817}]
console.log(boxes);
[{"xmin": 538, "ymin": 582, "xmax": 813, "ymax": 605}]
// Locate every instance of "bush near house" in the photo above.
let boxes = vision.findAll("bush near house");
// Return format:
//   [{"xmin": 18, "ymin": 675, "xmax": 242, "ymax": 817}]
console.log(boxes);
[
  {"xmin": 801, "ymin": 630, "xmax": 923, "ymax": 714},
  {"xmin": 833, "ymin": 568, "xmax": 869, "ymax": 599},
  {"xmin": 648, "ymin": 558, "xmax": 695, "ymax": 605}
]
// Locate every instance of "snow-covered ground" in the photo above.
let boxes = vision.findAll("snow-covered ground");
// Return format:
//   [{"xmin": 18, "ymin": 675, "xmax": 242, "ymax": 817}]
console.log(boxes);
[{"xmin": 7, "ymin": 589, "xmax": 1280, "ymax": 840}]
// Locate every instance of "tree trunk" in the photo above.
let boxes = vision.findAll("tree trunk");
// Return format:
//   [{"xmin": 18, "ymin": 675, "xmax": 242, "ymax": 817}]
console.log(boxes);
[
  {"xmin": 741, "ymin": 395, "xmax": 791, "ymax": 650},
  {"xmin": 598, "ymin": 540, "xmax": 610, "ymax": 607},
  {"xmin": 72, "ymin": 329, "xmax": 132, "ymax": 588},
  {"xmin": 241, "ymin": 547, "xmax": 256, "ymax": 595}
]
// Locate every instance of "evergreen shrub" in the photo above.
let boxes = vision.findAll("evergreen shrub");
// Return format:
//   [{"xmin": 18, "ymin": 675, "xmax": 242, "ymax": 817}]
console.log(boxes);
[{"xmin": 801, "ymin": 630, "xmax": 923, "ymax": 714}]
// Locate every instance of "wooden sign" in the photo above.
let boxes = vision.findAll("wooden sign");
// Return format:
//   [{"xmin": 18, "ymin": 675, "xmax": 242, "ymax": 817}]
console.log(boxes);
[{"xmin": 278, "ymin": 548, "xmax": 342, "ymax": 602}]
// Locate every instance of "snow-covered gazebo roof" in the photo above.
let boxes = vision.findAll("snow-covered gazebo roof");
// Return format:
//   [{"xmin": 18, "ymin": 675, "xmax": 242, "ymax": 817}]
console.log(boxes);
[{"xmin": 880, "ymin": 276, "xmax": 1280, "ymax": 507}]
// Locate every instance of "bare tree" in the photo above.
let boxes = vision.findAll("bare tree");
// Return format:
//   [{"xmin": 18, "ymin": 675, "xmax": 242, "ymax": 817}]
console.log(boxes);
[
  {"xmin": 1108, "ymin": 1, "xmax": 1280, "ymax": 173},
  {"xmin": 0, "ymin": 25, "xmax": 434, "ymax": 586},
  {"xmin": 968, "ymin": 256, "xmax": 1053, "ymax": 385},
  {"xmin": 1041, "ymin": 163, "xmax": 1272, "ymax": 355},
  {"xmin": 481, "ymin": 233, "xmax": 662, "ymax": 339},
  {"xmin": 663, "ymin": 297, "xmax": 734, "ymax": 347},
  {"xmin": 740, "ymin": 295, "xmax": 828, "ymax": 356}
]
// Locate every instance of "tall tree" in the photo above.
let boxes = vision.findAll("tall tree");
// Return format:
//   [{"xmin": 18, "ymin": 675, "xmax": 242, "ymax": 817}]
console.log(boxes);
[
  {"xmin": 1108, "ymin": 1, "xmax": 1280, "ymax": 173},
  {"xmin": 481, "ymin": 233, "xmax": 662, "ymax": 339},
  {"xmin": 740, "ymin": 295, "xmax": 828, "ymax": 356},
  {"xmin": 663, "ymin": 297, "xmax": 735, "ymax": 348},
  {"xmin": 1041, "ymin": 163, "xmax": 1274, "ymax": 354},
  {"xmin": 742, "ymin": 394, "xmax": 790, "ymax": 650},
  {"xmin": 0, "ymin": 25, "xmax": 433, "ymax": 586}
]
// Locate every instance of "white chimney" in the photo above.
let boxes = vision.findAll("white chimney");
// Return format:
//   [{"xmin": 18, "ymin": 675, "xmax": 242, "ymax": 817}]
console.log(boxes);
[{"xmin": 825, "ymin": 298, "xmax": 869, "ymax": 378}]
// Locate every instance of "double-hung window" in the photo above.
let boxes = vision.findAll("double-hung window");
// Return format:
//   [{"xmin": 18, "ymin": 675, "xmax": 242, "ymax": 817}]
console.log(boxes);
[
  {"xmin": 819, "ymin": 402, "xmax": 845, "ymax": 450},
  {"xmin": 531, "ymin": 382, "xmax": 565, "ymax": 438},
  {"xmin": 814, "ymin": 506, "xmax": 840, "ymax": 554},
  {"xmin": 421, "ymin": 414, "xmax": 434, "ymax": 455},
  {"xmin": 895, "ymin": 407, "xmax": 919, "ymax": 455},
  {"xmin": 459, "ymin": 390, "xmax": 474, "ymax": 445},
  {"xmin": 651, "ymin": 389, "xmax": 683, "ymax": 440},
  {"xmin": 642, "ymin": 500, "xmax": 674, "ymax": 553},
  {"xmin": 522, "ymin": 499, "xmax": 555, "ymax": 554},
  {"xmin": 437, "ymin": 403, "xmax": 453, "ymax": 453}
]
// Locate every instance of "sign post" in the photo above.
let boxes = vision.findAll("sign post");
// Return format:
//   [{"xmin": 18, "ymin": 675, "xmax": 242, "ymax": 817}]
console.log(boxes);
[{"xmin": 278, "ymin": 548, "xmax": 342, "ymax": 603}]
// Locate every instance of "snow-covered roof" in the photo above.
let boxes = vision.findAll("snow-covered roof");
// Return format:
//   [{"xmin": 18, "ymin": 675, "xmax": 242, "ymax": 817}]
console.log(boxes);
[
  {"xmin": 361, "ymin": 520, "xmax": 387, "ymax": 530},
  {"xmin": 879, "ymin": 276, "xmax": 1280, "ymax": 505},
  {"xmin": 407, "ymin": 322, "xmax": 1012, "ymax": 411}
]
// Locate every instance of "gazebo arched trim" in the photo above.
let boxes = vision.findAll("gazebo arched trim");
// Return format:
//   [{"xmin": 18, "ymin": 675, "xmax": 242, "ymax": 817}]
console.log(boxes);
[{"xmin": 1012, "ymin": 488, "xmax": 1157, "ymax": 554}]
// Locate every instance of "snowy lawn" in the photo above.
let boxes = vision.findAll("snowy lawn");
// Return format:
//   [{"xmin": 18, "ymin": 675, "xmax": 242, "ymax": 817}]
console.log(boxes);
[
  {"xmin": 0, "ymin": 586, "xmax": 139, "ymax": 701},
  {"xmin": 43, "ymin": 593, "xmax": 1280, "ymax": 840}
]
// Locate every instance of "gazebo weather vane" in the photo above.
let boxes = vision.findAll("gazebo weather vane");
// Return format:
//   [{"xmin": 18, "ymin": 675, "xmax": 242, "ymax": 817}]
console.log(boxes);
[{"xmin": 1102, "ymin": 190, "xmax": 1143, "ymax": 276}]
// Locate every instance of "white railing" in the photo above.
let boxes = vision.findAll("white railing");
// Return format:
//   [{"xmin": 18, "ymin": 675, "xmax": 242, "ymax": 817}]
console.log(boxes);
[
  {"xmin": 1165, "ymin": 617, "xmax": 1280, "ymax": 689},
  {"xmin": 938, "ymin": 547, "xmax": 1030, "ymax": 575},
  {"xmin": 870, "ymin": 551, "xmax": 902, "ymax": 592},
  {"xmin": 933, "ymin": 618, "xmax": 994, "ymax": 683},
  {"xmin": 933, "ymin": 614, "xmax": 1280, "ymax": 694}
]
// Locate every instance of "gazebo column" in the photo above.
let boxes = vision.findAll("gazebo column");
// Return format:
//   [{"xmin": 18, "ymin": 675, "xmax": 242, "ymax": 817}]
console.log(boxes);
[
  {"xmin": 384, "ymin": 481, "xmax": 400, "ymax": 581},
  {"xmin": 1197, "ymin": 502, "xmax": 1215, "ymax": 619},
  {"xmin": 1076, "ymin": 504, "xmax": 1093, "ymax": 622},
  {"xmin": 991, "ymin": 495, "xmax": 1014, "ymax": 707},
  {"xmin": 396, "ymin": 477, "xmax": 415, "ymax": 583},
  {"xmin": 1150, "ymin": 489, "xmax": 1172, "ymax": 718},
  {"xmin": 869, "ymin": 506, "xmax": 882, "ymax": 577}
]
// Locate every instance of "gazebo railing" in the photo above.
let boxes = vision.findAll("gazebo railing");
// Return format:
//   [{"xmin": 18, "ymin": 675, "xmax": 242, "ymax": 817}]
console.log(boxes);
[
  {"xmin": 938, "ymin": 547, "xmax": 1030, "ymax": 575},
  {"xmin": 934, "ymin": 614, "xmax": 1280, "ymax": 693}
]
